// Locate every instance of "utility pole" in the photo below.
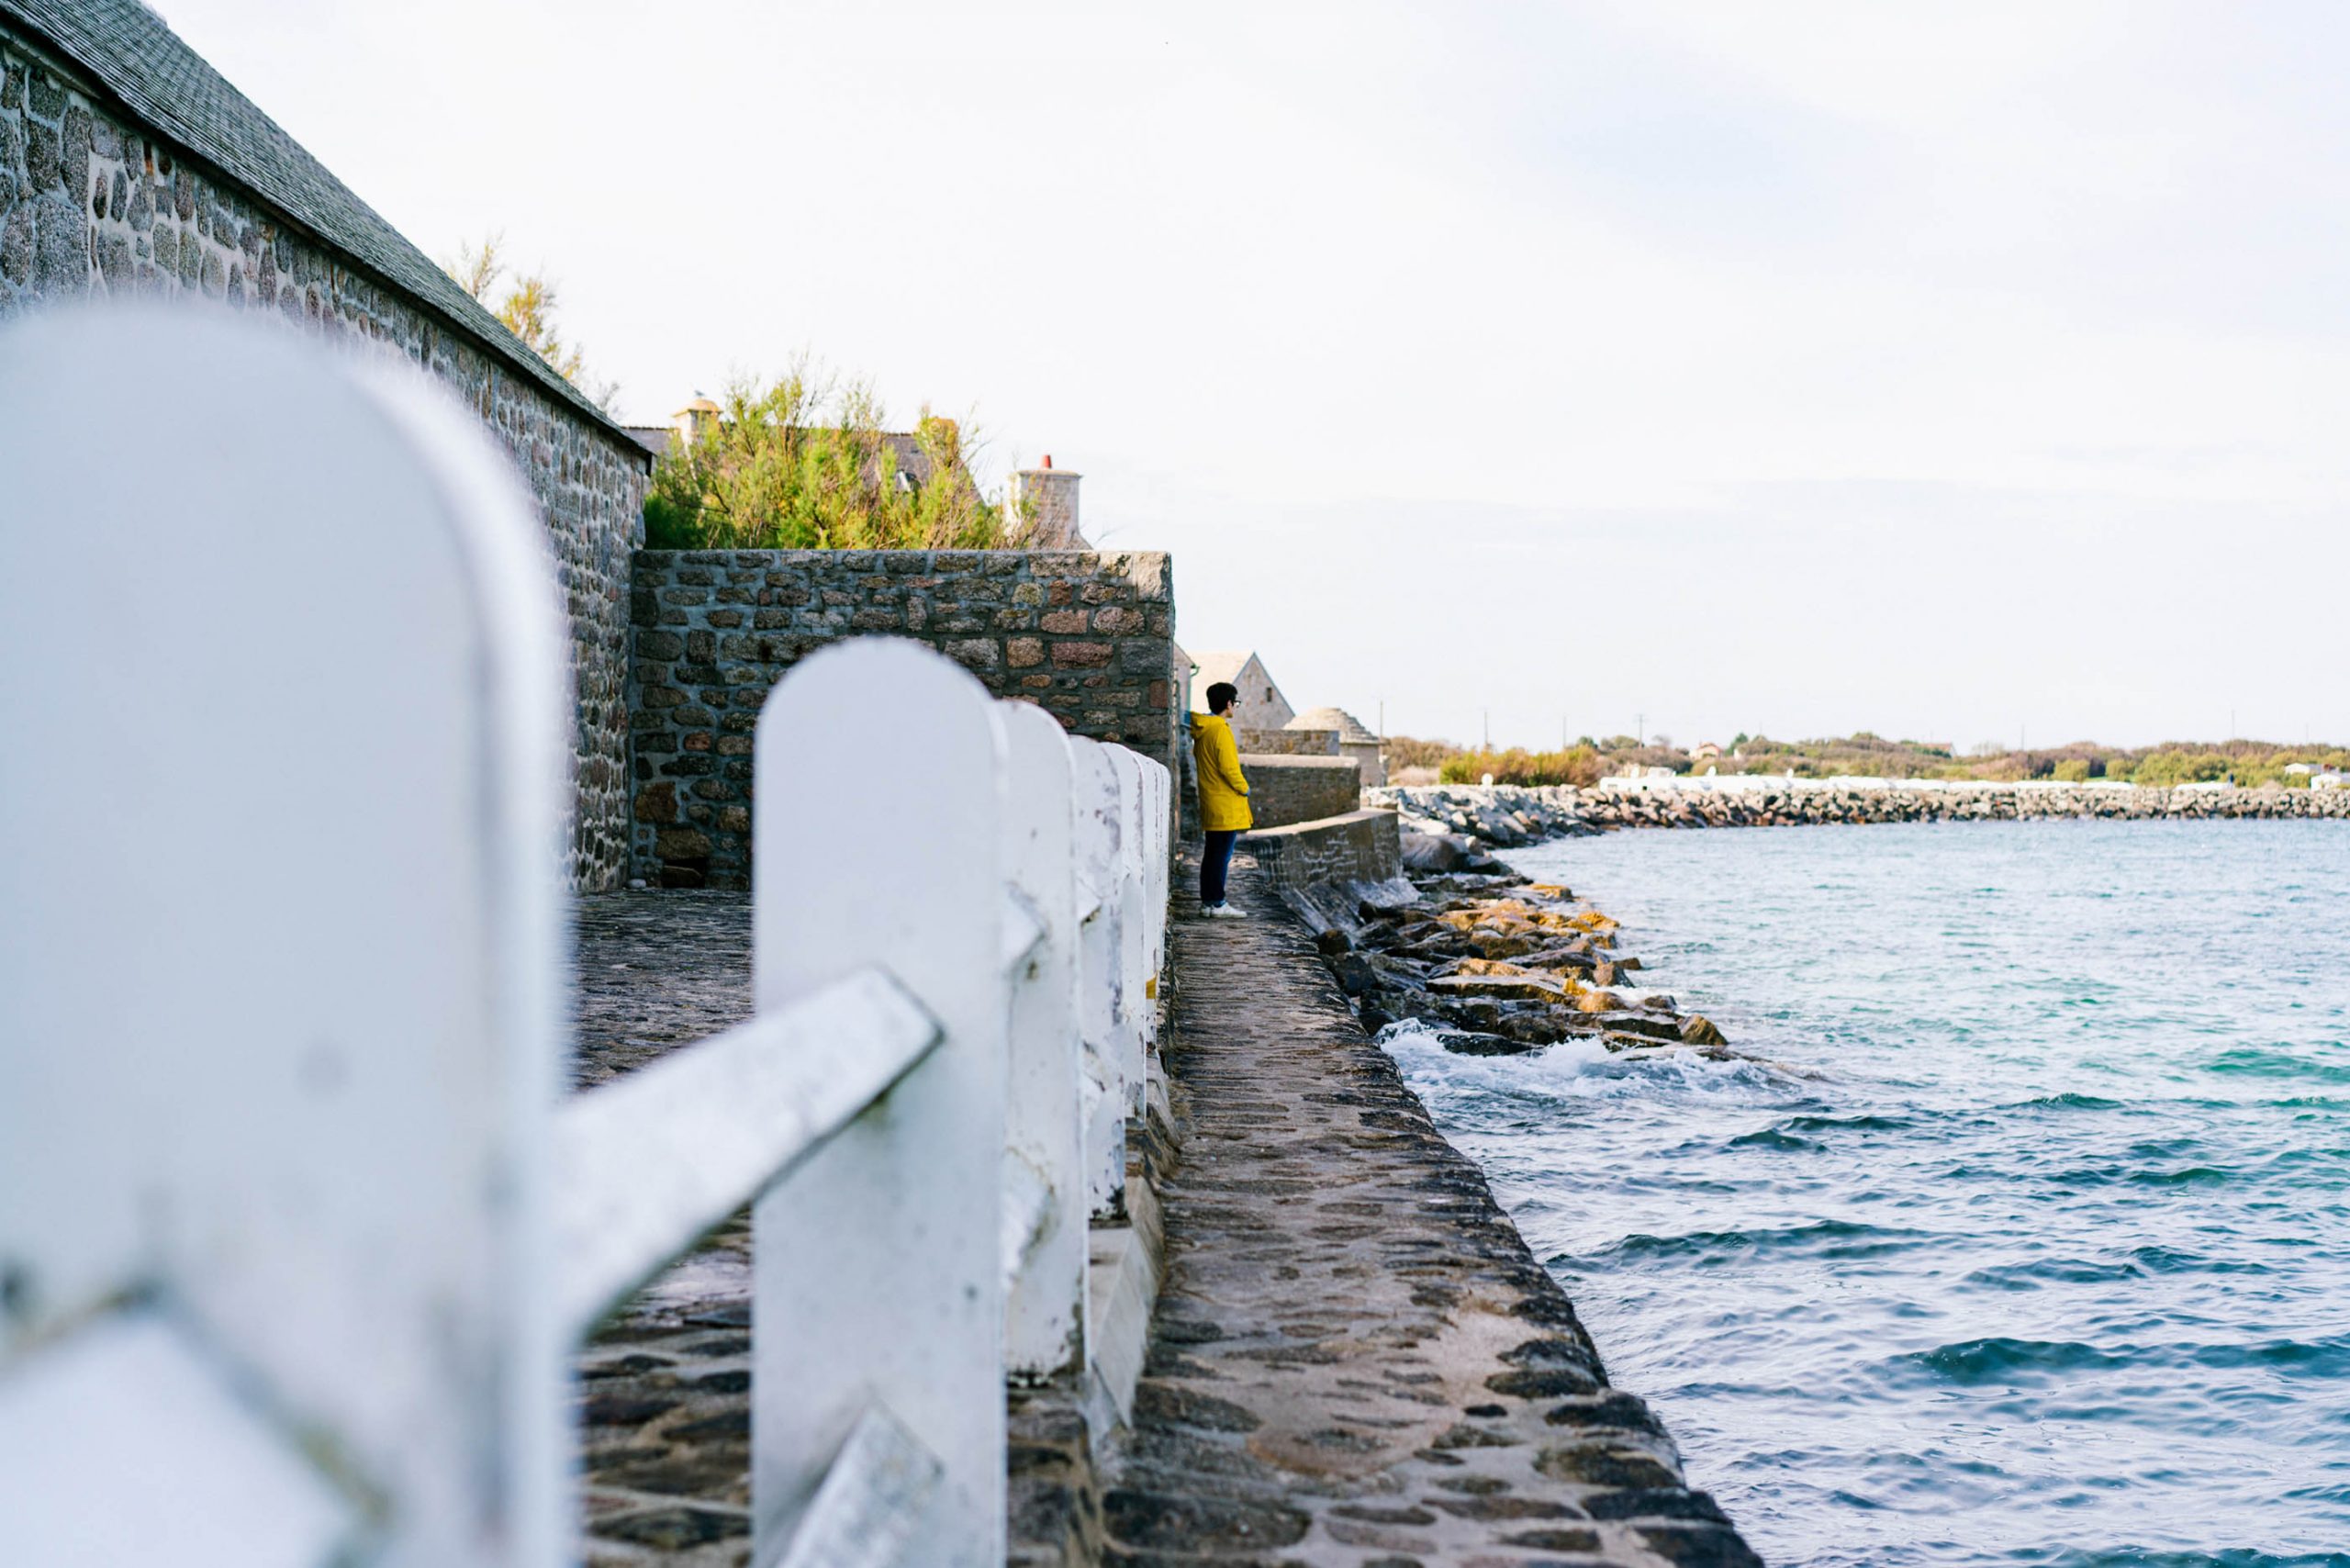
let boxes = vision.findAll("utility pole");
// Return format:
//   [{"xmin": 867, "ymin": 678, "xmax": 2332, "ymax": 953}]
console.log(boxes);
[
  {"xmin": 1637, "ymin": 712, "xmax": 1645, "ymax": 748},
  {"xmin": 1483, "ymin": 708, "xmax": 1490, "ymax": 751},
  {"xmin": 1377, "ymin": 699, "xmax": 1384, "ymax": 740}
]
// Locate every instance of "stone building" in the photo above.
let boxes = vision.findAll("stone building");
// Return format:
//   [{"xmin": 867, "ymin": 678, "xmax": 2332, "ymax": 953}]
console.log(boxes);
[
  {"xmin": 1188, "ymin": 649, "xmax": 1294, "ymax": 731},
  {"xmin": 0, "ymin": 0, "xmax": 652, "ymax": 888},
  {"xmin": 1287, "ymin": 705, "xmax": 1387, "ymax": 787}
]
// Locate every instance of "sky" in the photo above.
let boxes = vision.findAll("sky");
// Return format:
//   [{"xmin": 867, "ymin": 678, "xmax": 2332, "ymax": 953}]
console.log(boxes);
[{"xmin": 157, "ymin": 0, "xmax": 2350, "ymax": 751}]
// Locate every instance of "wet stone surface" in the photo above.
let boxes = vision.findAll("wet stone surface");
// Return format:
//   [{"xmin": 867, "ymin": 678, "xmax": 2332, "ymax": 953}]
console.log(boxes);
[{"xmin": 1105, "ymin": 865, "xmax": 1762, "ymax": 1566}]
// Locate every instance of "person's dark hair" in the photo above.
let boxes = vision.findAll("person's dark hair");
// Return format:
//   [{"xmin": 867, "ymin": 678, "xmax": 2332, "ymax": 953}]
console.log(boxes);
[{"xmin": 1205, "ymin": 681, "xmax": 1238, "ymax": 714}]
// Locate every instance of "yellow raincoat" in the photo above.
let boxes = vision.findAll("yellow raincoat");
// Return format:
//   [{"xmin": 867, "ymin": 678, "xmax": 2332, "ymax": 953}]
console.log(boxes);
[{"xmin": 1190, "ymin": 711, "xmax": 1254, "ymax": 831}]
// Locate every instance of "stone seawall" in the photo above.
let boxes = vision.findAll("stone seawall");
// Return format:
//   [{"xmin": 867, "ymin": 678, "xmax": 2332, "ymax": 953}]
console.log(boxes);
[
  {"xmin": 628, "ymin": 548, "xmax": 1177, "ymax": 888},
  {"xmin": 1371, "ymin": 781, "xmax": 2350, "ymax": 848},
  {"xmin": 1112, "ymin": 860, "xmax": 1764, "ymax": 1566},
  {"xmin": 1238, "ymin": 754, "xmax": 1360, "ymax": 829},
  {"xmin": 1242, "ymin": 806, "xmax": 1411, "ymax": 932}
]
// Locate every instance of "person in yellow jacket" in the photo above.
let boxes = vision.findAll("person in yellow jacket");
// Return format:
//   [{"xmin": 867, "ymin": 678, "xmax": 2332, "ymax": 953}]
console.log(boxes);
[{"xmin": 1191, "ymin": 680, "xmax": 1252, "ymax": 917}]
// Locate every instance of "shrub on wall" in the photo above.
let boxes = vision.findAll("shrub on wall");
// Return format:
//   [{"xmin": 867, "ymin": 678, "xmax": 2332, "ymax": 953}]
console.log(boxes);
[{"xmin": 643, "ymin": 369, "xmax": 1022, "ymax": 550}]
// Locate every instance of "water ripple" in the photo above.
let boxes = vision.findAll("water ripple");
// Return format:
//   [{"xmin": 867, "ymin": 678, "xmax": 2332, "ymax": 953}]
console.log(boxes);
[{"xmin": 1382, "ymin": 819, "xmax": 2350, "ymax": 1567}]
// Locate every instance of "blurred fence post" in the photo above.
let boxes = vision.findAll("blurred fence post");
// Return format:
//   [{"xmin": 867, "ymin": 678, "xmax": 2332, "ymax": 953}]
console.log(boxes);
[{"xmin": 0, "ymin": 307, "xmax": 570, "ymax": 1568}]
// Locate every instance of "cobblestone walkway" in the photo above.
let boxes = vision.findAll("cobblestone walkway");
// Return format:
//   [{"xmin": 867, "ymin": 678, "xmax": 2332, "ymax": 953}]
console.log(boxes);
[
  {"xmin": 1102, "ymin": 865, "xmax": 1760, "ymax": 1567},
  {"xmin": 572, "ymin": 892, "xmax": 758, "ymax": 1565},
  {"xmin": 567, "ymin": 892, "xmax": 1097, "ymax": 1567}
]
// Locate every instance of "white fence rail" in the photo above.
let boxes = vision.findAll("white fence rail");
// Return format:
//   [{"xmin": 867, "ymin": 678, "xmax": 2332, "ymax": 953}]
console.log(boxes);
[{"xmin": 0, "ymin": 308, "xmax": 1169, "ymax": 1568}]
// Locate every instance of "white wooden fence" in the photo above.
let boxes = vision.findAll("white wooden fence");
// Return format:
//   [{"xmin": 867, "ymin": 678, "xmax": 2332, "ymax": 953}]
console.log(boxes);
[{"xmin": 0, "ymin": 308, "xmax": 1169, "ymax": 1567}]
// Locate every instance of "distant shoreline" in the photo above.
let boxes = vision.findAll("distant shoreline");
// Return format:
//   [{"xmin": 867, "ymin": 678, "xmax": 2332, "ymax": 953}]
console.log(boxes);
[{"xmin": 1368, "ymin": 778, "xmax": 2350, "ymax": 848}]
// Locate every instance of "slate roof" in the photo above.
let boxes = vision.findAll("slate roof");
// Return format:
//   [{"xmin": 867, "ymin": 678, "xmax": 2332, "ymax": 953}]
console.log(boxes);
[
  {"xmin": 1, "ymin": 0, "xmax": 637, "ymax": 450},
  {"xmin": 1189, "ymin": 651, "xmax": 1259, "ymax": 693}
]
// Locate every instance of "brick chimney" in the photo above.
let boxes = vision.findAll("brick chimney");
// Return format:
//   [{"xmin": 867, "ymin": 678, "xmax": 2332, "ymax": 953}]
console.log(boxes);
[{"xmin": 1010, "ymin": 455, "xmax": 1087, "ymax": 548}]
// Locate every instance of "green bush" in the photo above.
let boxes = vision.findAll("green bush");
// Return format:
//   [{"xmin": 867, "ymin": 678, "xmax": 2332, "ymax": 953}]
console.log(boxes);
[
  {"xmin": 2053, "ymin": 758, "xmax": 2091, "ymax": 782},
  {"xmin": 643, "ymin": 369, "xmax": 1019, "ymax": 551},
  {"xmin": 2131, "ymin": 750, "xmax": 2234, "ymax": 788},
  {"xmin": 1438, "ymin": 745, "xmax": 1605, "ymax": 788}
]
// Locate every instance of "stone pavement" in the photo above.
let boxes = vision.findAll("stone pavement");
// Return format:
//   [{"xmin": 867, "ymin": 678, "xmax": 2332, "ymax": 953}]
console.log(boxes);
[
  {"xmin": 1101, "ymin": 863, "xmax": 1761, "ymax": 1567},
  {"xmin": 572, "ymin": 892, "xmax": 758, "ymax": 1565},
  {"xmin": 567, "ymin": 891, "xmax": 1102, "ymax": 1566}
]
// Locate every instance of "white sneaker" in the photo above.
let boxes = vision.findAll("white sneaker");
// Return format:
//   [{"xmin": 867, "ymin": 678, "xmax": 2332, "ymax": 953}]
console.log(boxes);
[{"xmin": 1202, "ymin": 902, "xmax": 1248, "ymax": 919}]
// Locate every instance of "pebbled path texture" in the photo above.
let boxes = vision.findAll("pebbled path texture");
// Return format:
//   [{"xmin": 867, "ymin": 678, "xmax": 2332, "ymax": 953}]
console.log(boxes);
[
  {"xmin": 1104, "ymin": 860, "xmax": 1762, "ymax": 1568},
  {"xmin": 572, "ymin": 892, "xmax": 759, "ymax": 1565},
  {"xmin": 569, "ymin": 891, "xmax": 1102, "ymax": 1566}
]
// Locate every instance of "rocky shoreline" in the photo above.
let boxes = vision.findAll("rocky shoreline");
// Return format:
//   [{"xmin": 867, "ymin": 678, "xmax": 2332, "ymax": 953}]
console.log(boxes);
[
  {"xmin": 1370, "ymin": 779, "xmax": 2350, "ymax": 849},
  {"xmin": 1309, "ymin": 868, "xmax": 1740, "ymax": 1068}
]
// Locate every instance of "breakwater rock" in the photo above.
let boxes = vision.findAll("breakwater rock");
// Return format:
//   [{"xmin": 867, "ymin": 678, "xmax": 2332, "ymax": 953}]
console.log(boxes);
[
  {"xmin": 1369, "ymin": 779, "xmax": 2350, "ymax": 848},
  {"xmin": 1315, "ymin": 869, "xmax": 1738, "ymax": 1066}
]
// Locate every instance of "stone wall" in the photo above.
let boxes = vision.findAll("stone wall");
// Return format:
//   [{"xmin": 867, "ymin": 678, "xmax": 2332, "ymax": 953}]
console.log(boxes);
[
  {"xmin": 629, "ymin": 548, "xmax": 1178, "ymax": 888},
  {"xmin": 0, "ymin": 21, "xmax": 650, "ymax": 889},
  {"xmin": 1237, "ymin": 726, "xmax": 1337, "ymax": 756},
  {"xmin": 1239, "ymin": 755, "xmax": 1360, "ymax": 830},
  {"xmin": 1241, "ymin": 808, "xmax": 1410, "ymax": 931}
]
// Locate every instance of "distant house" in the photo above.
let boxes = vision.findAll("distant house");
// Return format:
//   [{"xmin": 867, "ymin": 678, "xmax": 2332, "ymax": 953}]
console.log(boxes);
[
  {"xmin": 1288, "ymin": 707, "xmax": 1387, "ymax": 787},
  {"xmin": 1693, "ymin": 741, "xmax": 1722, "ymax": 761},
  {"xmin": 1189, "ymin": 651, "xmax": 1294, "ymax": 731}
]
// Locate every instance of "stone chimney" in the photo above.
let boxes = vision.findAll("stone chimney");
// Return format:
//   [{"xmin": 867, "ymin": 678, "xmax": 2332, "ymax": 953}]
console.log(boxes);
[
  {"xmin": 1010, "ymin": 454, "xmax": 1087, "ymax": 548},
  {"xmin": 672, "ymin": 393, "xmax": 722, "ymax": 448}
]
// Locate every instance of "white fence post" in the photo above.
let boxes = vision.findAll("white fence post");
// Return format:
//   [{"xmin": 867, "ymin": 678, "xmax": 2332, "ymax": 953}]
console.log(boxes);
[
  {"xmin": 1109, "ymin": 748, "xmax": 1154, "ymax": 1109},
  {"xmin": 751, "ymin": 639, "xmax": 1009, "ymax": 1568},
  {"xmin": 0, "ymin": 308, "xmax": 569, "ymax": 1568},
  {"xmin": 1140, "ymin": 756, "xmax": 1169, "ymax": 983},
  {"xmin": 1068, "ymin": 736, "xmax": 1132, "ymax": 1217},
  {"xmin": 996, "ymin": 700, "xmax": 1089, "ymax": 1380}
]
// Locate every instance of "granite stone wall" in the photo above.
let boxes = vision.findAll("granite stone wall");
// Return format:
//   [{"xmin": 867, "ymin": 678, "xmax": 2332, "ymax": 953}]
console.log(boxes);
[
  {"xmin": 1238, "ymin": 755, "xmax": 1361, "ymax": 830},
  {"xmin": 629, "ymin": 549, "xmax": 1178, "ymax": 888},
  {"xmin": 0, "ymin": 26, "xmax": 649, "ymax": 889}
]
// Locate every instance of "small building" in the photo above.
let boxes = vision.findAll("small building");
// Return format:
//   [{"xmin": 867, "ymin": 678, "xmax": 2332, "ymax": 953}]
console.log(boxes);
[
  {"xmin": 1189, "ymin": 651, "xmax": 1294, "ymax": 732},
  {"xmin": 1693, "ymin": 741, "xmax": 1722, "ymax": 762},
  {"xmin": 1287, "ymin": 707, "xmax": 1387, "ymax": 787}
]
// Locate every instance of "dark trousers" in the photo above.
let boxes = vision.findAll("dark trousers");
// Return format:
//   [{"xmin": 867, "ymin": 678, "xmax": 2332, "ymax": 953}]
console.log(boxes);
[{"xmin": 1201, "ymin": 830, "xmax": 1239, "ymax": 906}]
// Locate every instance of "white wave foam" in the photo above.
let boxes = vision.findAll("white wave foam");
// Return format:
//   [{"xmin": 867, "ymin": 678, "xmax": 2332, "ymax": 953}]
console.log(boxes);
[{"xmin": 1376, "ymin": 1019, "xmax": 1796, "ymax": 1108}]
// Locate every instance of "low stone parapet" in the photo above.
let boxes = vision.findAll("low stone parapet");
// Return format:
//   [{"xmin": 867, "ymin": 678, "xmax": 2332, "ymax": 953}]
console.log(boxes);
[
  {"xmin": 1243, "ymin": 807, "xmax": 1413, "ymax": 930},
  {"xmin": 1237, "ymin": 753, "xmax": 1360, "ymax": 828}
]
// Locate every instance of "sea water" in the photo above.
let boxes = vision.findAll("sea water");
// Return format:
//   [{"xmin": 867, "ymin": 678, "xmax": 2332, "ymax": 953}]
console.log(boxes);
[{"xmin": 1380, "ymin": 818, "xmax": 2350, "ymax": 1567}]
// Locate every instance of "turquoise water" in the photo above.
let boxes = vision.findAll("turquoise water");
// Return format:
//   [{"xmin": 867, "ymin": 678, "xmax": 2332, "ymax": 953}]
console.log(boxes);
[{"xmin": 1380, "ymin": 819, "xmax": 2350, "ymax": 1567}]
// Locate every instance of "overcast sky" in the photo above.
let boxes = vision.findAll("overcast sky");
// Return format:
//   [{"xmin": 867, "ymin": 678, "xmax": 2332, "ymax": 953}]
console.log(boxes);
[{"xmin": 161, "ymin": 0, "xmax": 2350, "ymax": 750}]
